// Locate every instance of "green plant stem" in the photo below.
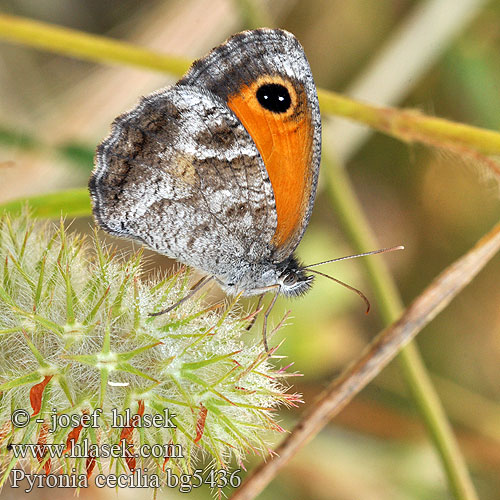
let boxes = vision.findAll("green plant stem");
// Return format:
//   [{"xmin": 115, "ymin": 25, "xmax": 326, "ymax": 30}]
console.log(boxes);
[
  {"xmin": 1, "ymin": 13, "xmax": 500, "ymax": 162},
  {"xmin": 323, "ymin": 148, "xmax": 478, "ymax": 500},
  {"xmin": 319, "ymin": 86, "xmax": 500, "ymax": 159},
  {"xmin": 0, "ymin": 13, "xmax": 190, "ymax": 76}
]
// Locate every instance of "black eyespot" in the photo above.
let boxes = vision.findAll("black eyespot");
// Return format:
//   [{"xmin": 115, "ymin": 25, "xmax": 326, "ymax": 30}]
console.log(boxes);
[{"xmin": 256, "ymin": 84, "xmax": 291, "ymax": 113}]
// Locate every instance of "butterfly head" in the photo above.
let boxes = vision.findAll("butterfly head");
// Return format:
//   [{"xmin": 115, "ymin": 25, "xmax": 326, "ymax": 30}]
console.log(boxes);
[{"xmin": 275, "ymin": 255, "xmax": 314, "ymax": 297}]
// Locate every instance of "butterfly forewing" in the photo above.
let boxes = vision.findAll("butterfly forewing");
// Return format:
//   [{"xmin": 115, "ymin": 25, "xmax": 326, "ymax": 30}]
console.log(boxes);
[{"xmin": 179, "ymin": 29, "xmax": 321, "ymax": 260}]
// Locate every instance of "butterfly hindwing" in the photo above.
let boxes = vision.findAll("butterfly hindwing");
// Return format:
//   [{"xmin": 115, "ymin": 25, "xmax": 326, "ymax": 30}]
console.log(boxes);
[{"xmin": 89, "ymin": 84, "xmax": 277, "ymax": 278}]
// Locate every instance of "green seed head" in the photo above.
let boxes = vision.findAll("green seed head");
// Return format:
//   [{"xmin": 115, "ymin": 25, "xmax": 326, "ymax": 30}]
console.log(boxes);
[{"xmin": 0, "ymin": 213, "xmax": 301, "ymax": 489}]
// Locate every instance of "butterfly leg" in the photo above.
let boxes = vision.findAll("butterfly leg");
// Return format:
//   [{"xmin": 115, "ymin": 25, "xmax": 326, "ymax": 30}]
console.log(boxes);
[
  {"xmin": 245, "ymin": 293, "xmax": 265, "ymax": 331},
  {"xmin": 149, "ymin": 275, "xmax": 215, "ymax": 317},
  {"xmin": 262, "ymin": 286, "xmax": 281, "ymax": 351}
]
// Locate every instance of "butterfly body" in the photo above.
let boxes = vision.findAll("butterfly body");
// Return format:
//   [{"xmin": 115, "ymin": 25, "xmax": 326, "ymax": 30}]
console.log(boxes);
[{"xmin": 89, "ymin": 29, "xmax": 321, "ymax": 298}]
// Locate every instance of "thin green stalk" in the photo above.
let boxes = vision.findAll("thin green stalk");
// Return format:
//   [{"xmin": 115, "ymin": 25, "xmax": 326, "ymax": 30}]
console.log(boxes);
[
  {"xmin": 323, "ymin": 148, "xmax": 478, "ymax": 500},
  {"xmin": 1, "ymin": 14, "xmax": 500, "ymax": 161},
  {"xmin": 0, "ymin": 13, "xmax": 190, "ymax": 76},
  {"xmin": 319, "ymin": 84, "xmax": 500, "ymax": 159}
]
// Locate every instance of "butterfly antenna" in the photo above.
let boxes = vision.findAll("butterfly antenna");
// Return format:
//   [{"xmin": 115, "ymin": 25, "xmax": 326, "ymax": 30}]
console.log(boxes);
[
  {"xmin": 308, "ymin": 268, "xmax": 371, "ymax": 313},
  {"xmin": 303, "ymin": 245, "xmax": 404, "ymax": 269}
]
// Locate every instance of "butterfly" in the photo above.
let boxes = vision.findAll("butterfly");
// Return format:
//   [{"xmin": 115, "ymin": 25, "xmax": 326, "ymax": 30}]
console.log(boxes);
[
  {"xmin": 89, "ymin": 29, "xmax": 342, "ymax": 349},
  {"xmin": 90, "ymin": 30, "xmax": 320, "ymax": 287}
]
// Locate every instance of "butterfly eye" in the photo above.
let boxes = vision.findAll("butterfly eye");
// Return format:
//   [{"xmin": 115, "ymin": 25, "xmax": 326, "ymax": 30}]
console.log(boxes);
[
  {"xmin": 256, "ymin": 83, "xmax": 291, "ymax": 113},
  {"xmin": 282, "ymin": 272, "xmax": 298, "ymax": 286}
]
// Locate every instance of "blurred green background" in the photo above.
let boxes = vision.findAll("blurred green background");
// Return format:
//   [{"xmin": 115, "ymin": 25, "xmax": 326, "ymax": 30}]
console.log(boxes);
[{"xmin": 0, "ymin": 0, "xmax": 499, "ymax": 499}]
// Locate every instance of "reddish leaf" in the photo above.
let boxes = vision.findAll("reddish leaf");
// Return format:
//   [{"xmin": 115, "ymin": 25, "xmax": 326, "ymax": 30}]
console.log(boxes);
[
  {"xmin": 124, "ymin": 453, "xmax": 136, "ymax": 472},
  {"xmin": 120, "ymin": 425, "xmax": 133, "ymax": 442},
  {"xmin": 137, "ymin": 399, "xmax": 145, "ymax": 417},
  {"xmin": 30, "ymin": 375, "xmax": 53, "ymax": 416},
  {"xmin": 119, "ymin": 401, "xmax": 144, "ymax": 473},
  {"xmin": 162, "ymin": 440, "xmax": 174, "ymax": 472},
  {"xmin": 86, "ymin": 455, "xmax": 96, "ymax": 479},
  {"xmin": 64, "ymin": 421, "xmax": 83, "ymax": 454},
  {"xmin": 119, "ymin": 425, "xmax": 135, "ymax": 472},
  {"xmin": 85, "ymin": 429, "xmax": 98, "ymax": 479},
  {"xmin": 194, "ymin": 404, "xmax": 207, "ymax": 444},
  {"xmin": 35, "ymin": 422, "xmax": 51, "ymax": 474}
]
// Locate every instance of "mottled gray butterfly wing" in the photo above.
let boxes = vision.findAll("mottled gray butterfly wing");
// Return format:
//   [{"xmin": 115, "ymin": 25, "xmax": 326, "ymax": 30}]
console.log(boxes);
[{"xmin": 89, "ymin": 84, "xmax": 277, "ymax": 281}]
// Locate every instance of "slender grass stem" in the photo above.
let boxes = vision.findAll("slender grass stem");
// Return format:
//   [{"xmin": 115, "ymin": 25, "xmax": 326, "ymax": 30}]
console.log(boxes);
[
  {"xmin": 323, "ymin": 148, "xmax": 479, "ymax": 500},
  {"xmin": 1, "ymin": 13, "xmax": 500, "ymax": 162},
  {"xmin": 0, "ymin": 13, "xmax": 190, "ymax": 76}
]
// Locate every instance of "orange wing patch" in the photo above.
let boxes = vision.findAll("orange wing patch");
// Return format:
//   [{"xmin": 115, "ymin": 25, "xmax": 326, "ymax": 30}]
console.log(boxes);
[{"xmin": 227, "ymin": 75, "xmax": 313, "ymax": 249}]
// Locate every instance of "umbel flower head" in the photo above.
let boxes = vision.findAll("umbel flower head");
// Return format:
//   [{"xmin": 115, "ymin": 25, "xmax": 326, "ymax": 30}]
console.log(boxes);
[{"xmin": 0, "ymin": 213, "xmax": 301, "ymax": 490}]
